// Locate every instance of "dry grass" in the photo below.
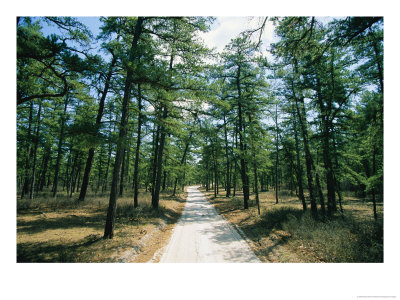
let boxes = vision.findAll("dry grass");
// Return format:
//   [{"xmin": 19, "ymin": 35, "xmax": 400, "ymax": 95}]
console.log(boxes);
[
  {"xmin": 17, "ymin": 188, "xmax": 187, "ymax": 263},
  {"xmin": 203, "ymin": 188, "xmax": 383, "ymax": 263}
]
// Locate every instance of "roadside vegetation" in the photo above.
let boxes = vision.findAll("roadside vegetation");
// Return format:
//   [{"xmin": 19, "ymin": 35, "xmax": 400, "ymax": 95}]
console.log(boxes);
[
  {"xmin": 17, "ymin": 189, "xmax": 187, "ymax": 262},
  {"xmin": 204, "ymin": 188, "xmax": 383, "ymax": 262}
]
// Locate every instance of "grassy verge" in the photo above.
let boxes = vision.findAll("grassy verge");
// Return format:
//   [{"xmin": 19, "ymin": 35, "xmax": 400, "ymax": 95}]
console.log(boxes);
[
  {"xmin": 17, "ymin": 189, "xmax": 187, "ymax": 263},
  {"xmin": 202, "ymin": 188, "xmax": 383, "ymax": 263}
]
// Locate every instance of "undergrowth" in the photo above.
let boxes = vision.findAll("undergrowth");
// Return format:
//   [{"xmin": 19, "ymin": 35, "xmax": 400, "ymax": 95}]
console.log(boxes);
[{"xmin": 262, "ymin": 207, "xmax": 384, "ymax": 262}]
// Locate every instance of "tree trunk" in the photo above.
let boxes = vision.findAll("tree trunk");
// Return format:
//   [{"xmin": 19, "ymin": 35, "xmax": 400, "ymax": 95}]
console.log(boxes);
[
  {"xmin": 119, "ymin": 148, "xmax": 126, "ymax": 196},
  {"xmin": 151, "ymin": 123, "xmax": 160, "ymax": 198},
  {"xmin": 70, "ymin": 152, "xmax": 80, "ymax": 197},
  {"xmin": 316, "ymin": 74, "xmax": 336, "ymax": 216},
  {"xmin": 21, "ymin": 100, "xmax": 33, "ymax": 199},
  {"xmin": 152, "ymin": 105, "xmax": 168, "ymax": 209},
  {"xmin": 65, "ymin": 144, "xmax": 73, "ymax": 196},
  {"xmin": 275, "ymin": 102, "xmax": 279, "ymax": 204},
  {"xmin": 52, "ymin": 96, "xmax": 69, "ymax": 198},
  {"xmin": 172, "ymin": 132, "xmax": 192, "ymax": 196},
  {"xmin": 293, "ymin": 104, "xmax": 307, "ymax": 211},
  {"xmin": 223, "ymin": 113, "xmax": 231, "ymax": 197},
  {"xmin": 152, "ymin": 48, "xmax": 175, "ymax": 208},
  {"xmin": 236, "ymin": 67, "xmax": 249, "ymax": 209},
  {"xmin": 29, "ymin": 100, "xmax": 42, "ymax": 199},
  {"xmin": 295, "ymin": 95, "xmax": 317, "ymax": 217},
  {"xmin": 213, "ymin": 145, "xmax": 217, "ymax": 198},
  {"xmin": 247, "ymin": 113, "xmax": 260, "ymax": 213},
  {"xmin": 133, "ymin": 84, "xmax": 143, "ymax": 207},
  {"xmin": 37, "ymin": 146, "xmax": 50, "ymax": 192},
  {"xmin": 315, "ymin": 170, "xmax": 326, "ymax": 215},
  {"xmin": 102, "ymin": 144, "xmax": 112, "ymax": 193},
  {"xmin": 104, "ymin": 17, "xmax": 144, "ymax": 239},
  {"xmin": 79, "ymin": 54, "xmax": 117, "ymax": 201}
]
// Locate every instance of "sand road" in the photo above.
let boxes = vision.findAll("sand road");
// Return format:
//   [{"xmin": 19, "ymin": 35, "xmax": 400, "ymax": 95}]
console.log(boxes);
[{"xmin": 160, "ymin": 186, "xmax": 260, "ymax": 263}]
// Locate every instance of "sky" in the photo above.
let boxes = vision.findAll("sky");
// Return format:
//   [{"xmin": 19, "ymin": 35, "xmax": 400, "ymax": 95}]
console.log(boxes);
[
  {"xmin": 40, "ymin": 16, "xmax": 278, "ymax": 61},
  {"xmin": 200, "ymin": 16, "xmax": 277, "ymax": 52}
]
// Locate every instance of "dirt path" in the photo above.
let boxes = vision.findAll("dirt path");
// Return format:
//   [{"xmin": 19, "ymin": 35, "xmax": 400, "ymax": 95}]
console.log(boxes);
[{"xmin": 160, "ymin": 186, "xmax": 260, "ymax": 263}]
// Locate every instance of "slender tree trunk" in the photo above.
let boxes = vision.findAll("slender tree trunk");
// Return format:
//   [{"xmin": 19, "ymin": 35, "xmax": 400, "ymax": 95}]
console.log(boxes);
[
  {"xmin": 133, "ymin": 84, "xmax": 143, "ymax": 207},
  {"xmin": 162, "ymin": 158, "xmax": 167, "ymax": 191},
  {"xmin": 151, "ymin": 123, "xmax": 160, "ymax": 198},
  {"xmin": 315, "ymin": 170, "xmax": 326, "ymax": 215},
  {"xmin": 223, "ymin": 113, "xmax": 231, "ymax": 197},
  {"xmin": 29, "ymin": 100, "xmax": 42, "ymax": 199},
  {"xmin": 152, "ymin": 105, "xmax": 168, "ymax": 209},
  {"xmin": 233, "ymin": 123, "xmax": 238, "ymax": 197},
  {"xmin": 103, "ymin": 143, "xmax": 112, "ymax": 193},
  {"xmin": 96, "ymin": 147, "xmax": 104, "ymax": 194},
  {"xmin": 21, "ymin": 100, "xmax": 33, "ymax": 199},
  {"xmin": 295, "ymin": 95, "xmax": 317, "ymax": 217},
  {"xmin": 152, "ymin": 48, "xmax": 175, "ymax": 209},
  {"xmin": 213, "ymin": 145, "xmax": 218, "ymax": 198},
  {"xmin": 70, "ymin": 152, "xmax": 80, "ymax": 197},
  {"xmin": 104, "ymin": 17, "xmax": 144, "ymax": 239},
  {"xmin": 247, "ymin": 113, "xmax": 260, "ymax": 213},
  {"xmin": 293, "ymin": 108, "xmax": 307, "ymax": 211},
  {"xmin": 76, "ymin": 164, "xmax": 82, "ymax": 193},
  {"xmin": 316, "ymin": 74, "xmax": 336, "ymax": 216},
  {"xmin": 37, "ymin": 146, "xmax": 50, "ymax": 192},
  {"xmin": 172, "ymin": 132, "xmax": 192, "ymax": 196},
  {"xmin": 52, "ymin": 96, "xmax": 69, "ymax": 198},
  {"xmin": 205, "ymin": 147, "xmax": 209, "ymax": 192},
  {"xmin": 65, "ymin": 144, "xmax": 73, "ymax": 196},
  {"xmin": 119, "ymin": 148, "xmax": 126, "ymax": 196},
  {"xmin": 236, "ymin": 67, "xmax": 249, "ymax": 209},
  {"xmin": 372, "ymin": 145, "xmax": 377, "ymax": 220},
  {"xmin": 275, "ymin": 102, "xmax": 279, "ymax": 204},
  {"xmin": 373, "ymin": 39, "xmax": 384, "ymax": 94},
  {"xmin": 79, "ymin": 55, "xmax": 117, "ymax": 201},
  {"xmin": 332, "ymin": 135, "xmax": 344, "ymax": 214}
]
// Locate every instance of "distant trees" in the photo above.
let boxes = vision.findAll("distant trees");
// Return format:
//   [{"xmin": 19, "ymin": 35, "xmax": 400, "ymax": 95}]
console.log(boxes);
[
  {"xmin": 271, "ymin": 17, "xmax": 383, "ymax": 219},
  {"xmin": 195, "ymin": 17, "xmax": 383, "ymax": 220}
]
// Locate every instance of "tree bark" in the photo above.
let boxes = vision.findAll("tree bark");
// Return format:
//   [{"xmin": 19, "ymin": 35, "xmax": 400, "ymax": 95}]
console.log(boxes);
[
  {"xmin": 29, "ymin": 100, "xmax": 42, "ymax": 199},
  {"xmin": 104, "ymin": 17, "xmax": 144, "ymax": 239},
  {"xmin": 316, "ymin": 74, "xmax": 336, "ymax": 216},
  {"xmin": 133, "ymin": 84, "xmax": 143, "ymax": 207},
  {"xmin": 293, "ymin": 106, "xmax": 307, "ymax": 211},
  {"xmin": 223, "ymin": 112, "xmax": 231, "ymax": 197},
  {"xmin": 119, "ymin": 148, "xmax": 127, "ymax": 196},
  {"xmin": 295, "ymin": 95, "xmax": 317, "ymax": 217},
  {"xmin": 151, "ymin": 122, "xmax": 160, "ymax": 198},
  {"xmin": 173, "ymin": 131, "xmax": 192, "ymax": 196},
  {"xmin": 21, "ymin": 100, "xmax": 34, "ymax": 199},
  {"xmin": 152, "ymin": 105, "xmax": 168, "ymax": 209},
  {"xmin": 79, "ymin": 54, "xmax": 117, "ymax": 201},
  {"xmin": 52, "ymin": 96, "xmax": 69, "ymax": 198},
  {"xmin": 275, "ymin": 102, "xmax": 279, "ymax": 204},
  {"xmin": 37, "ymin": 146, "xmax": 50, "ymax": 192},
  {"xmin": 236, "ymin": 66, "xmax": 249, "ymax": 209}
]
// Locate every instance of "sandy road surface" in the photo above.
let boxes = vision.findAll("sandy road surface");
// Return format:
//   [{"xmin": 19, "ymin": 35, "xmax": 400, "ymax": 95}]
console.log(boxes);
[{"xmin": 160, "ymin": 186, "xmax": 260, "ymax": 263}]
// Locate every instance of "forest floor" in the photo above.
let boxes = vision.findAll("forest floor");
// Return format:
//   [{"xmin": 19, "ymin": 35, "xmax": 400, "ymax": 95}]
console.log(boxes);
[
  {"xmin": 17, "ymin": 188, "xmax": 187, "ymax": 262},
  {"xmin": 203, "ymin": 188, "xmax": 383, "ymax": 263}
]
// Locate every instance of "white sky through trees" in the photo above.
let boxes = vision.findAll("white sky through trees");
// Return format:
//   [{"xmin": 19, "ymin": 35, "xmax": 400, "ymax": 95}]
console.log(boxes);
[{"xmin": 39, "ymin": 17, "xmax": 278, "ymax": 61}]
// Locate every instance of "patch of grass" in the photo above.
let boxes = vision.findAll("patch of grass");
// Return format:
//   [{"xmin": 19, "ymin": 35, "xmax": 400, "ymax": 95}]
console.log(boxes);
[
  {"xmin": 202, "ymin": 187, "xmax": 383, "ymax": 263},
  {"xmin": 17, "ymin": 188, "xmax": 187, "ymax": 263},
  {"xmin": 281, "ymin": 212, "xmax": 383, "ymax": 262}
]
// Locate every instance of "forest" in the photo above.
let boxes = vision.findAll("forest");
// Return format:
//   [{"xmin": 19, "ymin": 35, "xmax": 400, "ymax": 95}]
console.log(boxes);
[{"xmin": 16, "ymin": 16, "xmax": 383, "ymax": 263}]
